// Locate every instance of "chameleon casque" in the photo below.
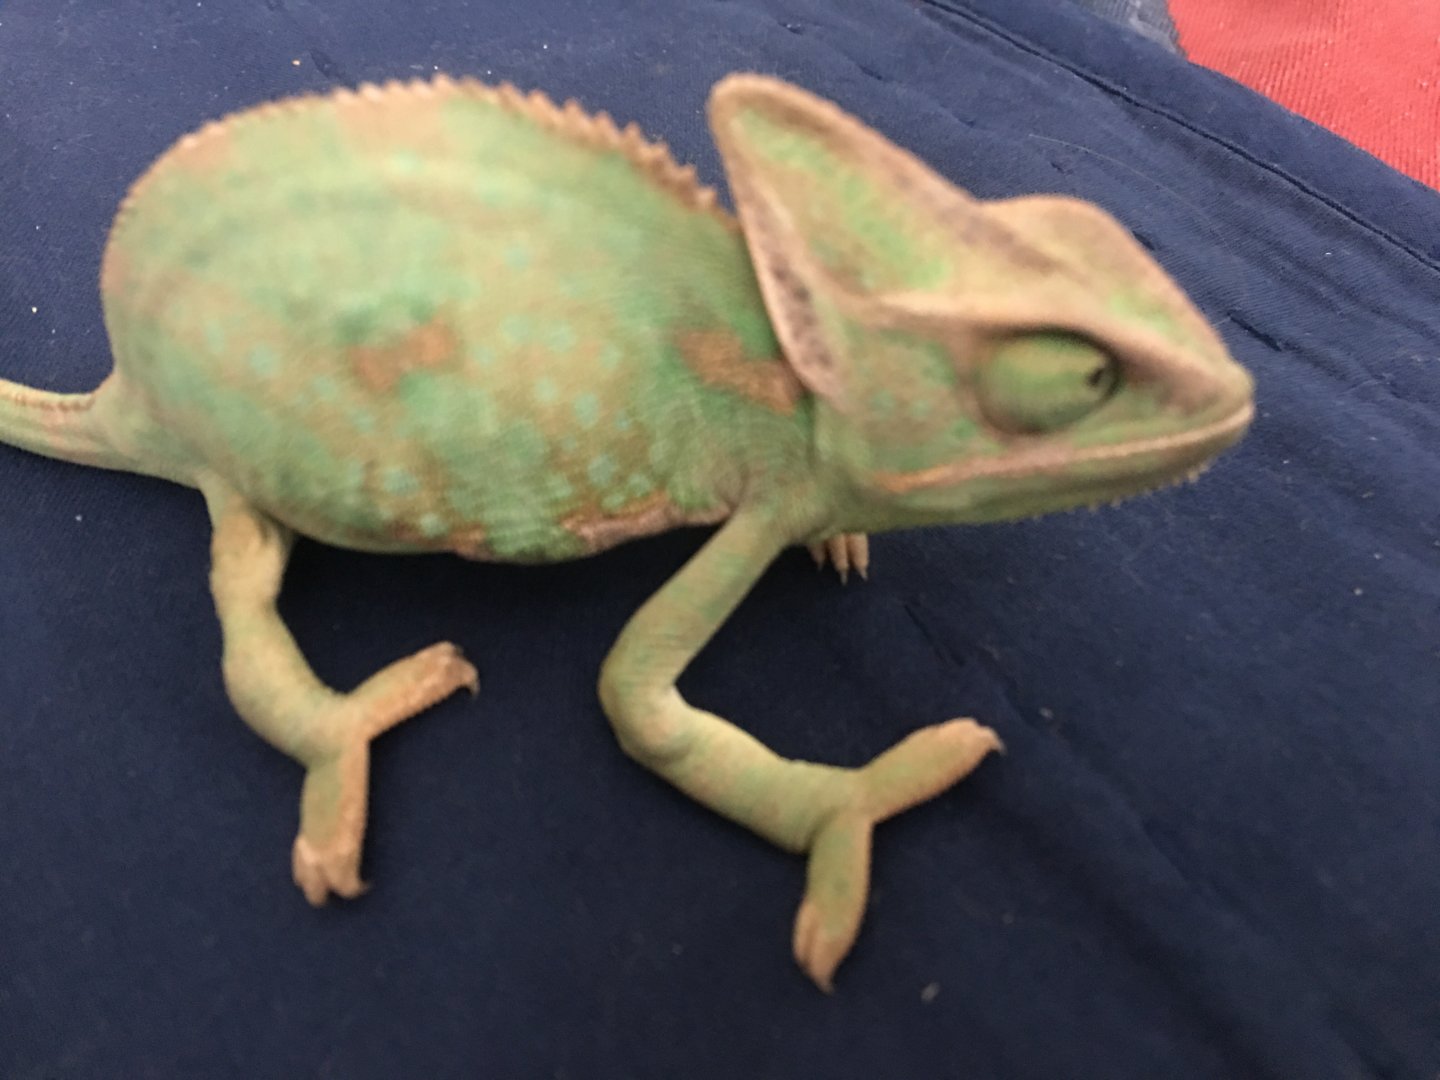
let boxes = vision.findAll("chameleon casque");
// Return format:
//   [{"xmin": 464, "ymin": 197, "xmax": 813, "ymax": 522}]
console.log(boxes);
[{"xmin": 0, "ymin": 73, "xmax": 1253, "ymax": 989}]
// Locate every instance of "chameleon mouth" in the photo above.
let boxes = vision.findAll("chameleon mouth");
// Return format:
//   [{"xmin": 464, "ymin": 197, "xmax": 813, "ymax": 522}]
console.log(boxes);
[{"xmin": 875, "ymin": 398, "xmax": 1256, "ymax": 496}]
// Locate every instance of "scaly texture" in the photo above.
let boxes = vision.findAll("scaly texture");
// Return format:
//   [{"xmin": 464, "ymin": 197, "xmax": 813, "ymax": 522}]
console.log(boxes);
[
  {"xmin": 95, "ymin": 76, "xmax": 794, "ymax": 561},
  {"xmin": 0, "ymin": 73, "xmax": 1253, "ymax": 990}
]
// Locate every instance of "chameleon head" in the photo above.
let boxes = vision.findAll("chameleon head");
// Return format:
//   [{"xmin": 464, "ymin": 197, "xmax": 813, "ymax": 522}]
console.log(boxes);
[{"xmin": 709, "ymin": 75, "xmax": 1254, "ymax": 526}]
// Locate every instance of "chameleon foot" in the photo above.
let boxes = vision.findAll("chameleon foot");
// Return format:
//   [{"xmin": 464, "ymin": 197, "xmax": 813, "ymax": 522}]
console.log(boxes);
[
  {"xmin": 293, "ymin": 743, "xmax": 369, "ymax": 905},
  {"xmin": 793, "ymin": 718, "xmax": 1001, "ymax": 990},
  {"xmin": 807, "ymin": 533, "xmax": 870, "ymax": 582},
  {"xmin": 292, "ymin": 642, "xmax": 479, "ymax": 906}
]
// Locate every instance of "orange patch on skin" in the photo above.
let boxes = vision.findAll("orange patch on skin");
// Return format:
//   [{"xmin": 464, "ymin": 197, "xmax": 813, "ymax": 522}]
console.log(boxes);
[
  {"xmin": 378, "ymin": 519, "xmax": 491, "ymax": 559},
  {"xmin": 445, "ymin": 526, "xmax": 491, "ymax": 560},
  {"xmin": 563, "ymin": 492, "xmax": 727, "ymax": 553},
  {"xmin": 172, "ymin": 120, "xmax": 235, "ymax": 178},
  {"xmin": 99, "ymin": 246, "xmax": 133, "ymax": 302},
  {"xmin": 349, "ymin": 320, "xmax": 460, "ymax": 392},
  {"xmin": 677, "ymin": 329, "xmax": 802, "ymax": 413},
  {"xmin": 332, "ymin": 86, "xmax": 452, "ymax": 156}
]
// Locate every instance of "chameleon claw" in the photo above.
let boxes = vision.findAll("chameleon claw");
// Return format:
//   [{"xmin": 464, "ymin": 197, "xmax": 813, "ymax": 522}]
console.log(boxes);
[
  {"xmin": 851, "ymin": 534, "xmax": 870, "ymax": 581},
  {"xmin": 354, "ymin": 641, "xmax": 480, "ymax": 722},
  {"xmin": 792, "ymin": 898, "xmax": 839, "ymax": 993},
  {"xmin": 793, "ymin": 811, "xmax": 871, "ymax": 992},
  {"xmin": 806, "ymin": 533, "xmax": 870, "ymax": 583},
  {"xmin": 293, "ymin": 832, "xmax": 369, "ymax": 906}
]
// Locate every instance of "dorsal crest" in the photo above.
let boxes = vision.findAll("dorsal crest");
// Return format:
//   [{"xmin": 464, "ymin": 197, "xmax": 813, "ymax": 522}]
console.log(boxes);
[{"xmin": 109, "ymin": 75, "xmax": 731, "ymax": 245}]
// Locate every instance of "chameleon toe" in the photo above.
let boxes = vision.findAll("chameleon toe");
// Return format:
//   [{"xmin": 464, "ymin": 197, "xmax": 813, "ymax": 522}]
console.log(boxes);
[
  {"xmin": 806, "ymin": 533, "xmax": 871, "ymax": 583},
  {"xmin": 292, "ymin": 833, "xmax": 368, "ymax": 906},
  {"xmin": 347, "ymin": 642, "xmax": 480, "ymax": 740},
  {"xmin": 792, "ymin": 898, "xmax": 840, "ymax": 993},
  {"xmin": 858, "ymin": 718, "xmax": 1002, "ymax": 822},
  {"xmin": 794, "ymin": 811, "xmax": 872, "ymax": 990}
]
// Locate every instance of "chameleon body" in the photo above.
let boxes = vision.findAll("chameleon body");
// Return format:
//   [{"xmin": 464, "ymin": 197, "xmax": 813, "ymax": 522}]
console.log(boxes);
[{"xmin": 0, "ymin": 74, "xmax": 1253, "ymax": 989}]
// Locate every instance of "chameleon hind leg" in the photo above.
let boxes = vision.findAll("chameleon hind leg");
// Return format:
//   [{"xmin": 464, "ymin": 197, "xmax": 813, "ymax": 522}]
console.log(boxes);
[
  {"xmin": 599, "ymin": 507, "xmax": 1000, "ymax": 991},
  {"xmin": 203, "ymin": 484, "xmax": 478, "ymax": 904}
]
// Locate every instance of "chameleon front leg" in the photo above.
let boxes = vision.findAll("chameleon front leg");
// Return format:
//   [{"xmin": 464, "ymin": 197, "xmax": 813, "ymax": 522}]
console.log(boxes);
[
  {"xmin": 202, "ymin": 484, "xmax": 477, "ymax": 904},
  {"xmin": 598, "ymin": 507, "xmax": 1000, "ymax": 990}
]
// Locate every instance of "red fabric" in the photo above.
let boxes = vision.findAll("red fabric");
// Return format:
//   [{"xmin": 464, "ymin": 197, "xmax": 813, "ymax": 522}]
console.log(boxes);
[{"xmin": 1169, "ymin": 0, "xmax": 1440, "ymax": 189}]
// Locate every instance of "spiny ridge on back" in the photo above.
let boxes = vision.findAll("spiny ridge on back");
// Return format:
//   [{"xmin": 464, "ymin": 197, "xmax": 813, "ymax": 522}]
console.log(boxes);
[{"xmin": 110, "ymin": 74, "xmax": 727, "ymax": 236}]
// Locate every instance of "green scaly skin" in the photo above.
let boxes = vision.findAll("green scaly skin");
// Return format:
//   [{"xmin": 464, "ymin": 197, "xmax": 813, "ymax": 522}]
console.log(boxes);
[{"xmin": 0, "ymin": 73, "xmax": 1253, "ymax": 990}]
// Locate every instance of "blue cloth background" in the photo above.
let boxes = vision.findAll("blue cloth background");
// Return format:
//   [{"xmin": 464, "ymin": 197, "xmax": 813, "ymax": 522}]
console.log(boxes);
[
  {"xmin": 2, "ymin": 1, "xmax": 1437, "ymax": 1077},
  {"xmin": 1069, "ymin": 0, "xmax": 1181, "ymax": 53}
]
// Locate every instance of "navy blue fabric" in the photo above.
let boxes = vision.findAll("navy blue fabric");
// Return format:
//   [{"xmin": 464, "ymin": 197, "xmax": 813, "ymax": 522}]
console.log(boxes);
[{"xmin": 2, "ymin": 1, "xmax": 1437, "ymax": 1077}]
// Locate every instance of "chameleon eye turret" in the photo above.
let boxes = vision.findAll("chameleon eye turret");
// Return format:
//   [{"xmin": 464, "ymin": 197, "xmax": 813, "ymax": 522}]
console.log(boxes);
[{"xmin": 975, "ymin": 332, "xmax": 1119, "ymax": 434}]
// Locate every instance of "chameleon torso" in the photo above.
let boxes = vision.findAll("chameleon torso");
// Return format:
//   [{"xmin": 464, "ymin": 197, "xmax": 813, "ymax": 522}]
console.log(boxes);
[{"xmin": 95, "ymin": 80, "xmax": 813, "ymax": 562}]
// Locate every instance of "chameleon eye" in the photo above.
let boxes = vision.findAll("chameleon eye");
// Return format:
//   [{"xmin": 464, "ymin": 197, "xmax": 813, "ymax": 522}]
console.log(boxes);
[{"xmin": 975, "ymin": 332, "xmax": 1118, "ymax": 434}]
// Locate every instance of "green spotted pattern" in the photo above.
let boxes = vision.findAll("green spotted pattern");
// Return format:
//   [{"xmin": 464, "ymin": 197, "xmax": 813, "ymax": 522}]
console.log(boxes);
[{"xmin": 99, "ymin": 89, "xmax": 805, "ymax": 561}]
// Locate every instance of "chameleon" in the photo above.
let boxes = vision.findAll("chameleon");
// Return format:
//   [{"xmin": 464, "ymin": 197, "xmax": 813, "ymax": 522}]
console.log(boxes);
[{"xmin": 0, "ymin": 72, "xmax": 1253, "ymax": 990}]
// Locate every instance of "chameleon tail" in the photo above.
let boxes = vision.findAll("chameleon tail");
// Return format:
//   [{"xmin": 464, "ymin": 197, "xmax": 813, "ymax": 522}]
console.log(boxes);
[{"xmin": 0, "ymin": 375, "xmax": 132, "ymax": 471}]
